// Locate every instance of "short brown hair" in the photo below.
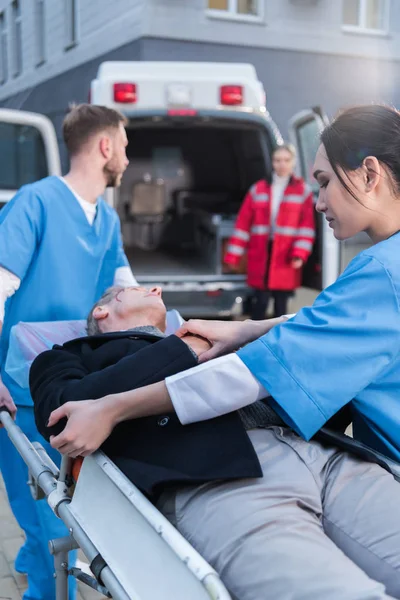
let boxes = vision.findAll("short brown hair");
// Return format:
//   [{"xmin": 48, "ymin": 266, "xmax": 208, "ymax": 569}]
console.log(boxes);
[{"xmin": 62, "ymin": 104, "xmax": 128, "ymax": 156}]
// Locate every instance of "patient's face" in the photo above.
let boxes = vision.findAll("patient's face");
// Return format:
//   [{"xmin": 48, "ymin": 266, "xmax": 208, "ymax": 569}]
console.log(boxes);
[{"xmin": 109, "ymin": 285, "xmax": 166, "ymax": 325}]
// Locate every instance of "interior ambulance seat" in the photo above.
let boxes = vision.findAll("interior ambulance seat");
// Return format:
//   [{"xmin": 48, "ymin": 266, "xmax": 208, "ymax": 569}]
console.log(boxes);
[{"xmin": 127, "ymin": 181, "xmax": 167, "ymax": 250}]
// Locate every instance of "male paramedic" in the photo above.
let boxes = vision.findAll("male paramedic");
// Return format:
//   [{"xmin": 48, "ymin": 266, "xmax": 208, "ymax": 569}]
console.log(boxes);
[{"xmin": 0, "ymin": 104, "xmax": 137, "ymax": 600}]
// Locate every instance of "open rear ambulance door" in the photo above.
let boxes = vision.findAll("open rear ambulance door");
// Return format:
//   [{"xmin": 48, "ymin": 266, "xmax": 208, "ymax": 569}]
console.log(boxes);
[
  {"xmin": 288, "ymin": 106, "xmax": 340, "ymax": 290},
  {"xmin": 0, "ymin": 108, "xmax": 61, "ymax": 205}
]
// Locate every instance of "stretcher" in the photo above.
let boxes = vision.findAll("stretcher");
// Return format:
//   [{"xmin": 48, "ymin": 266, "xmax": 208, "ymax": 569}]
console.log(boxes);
[{"xmin": 0, "ymin": 311, "xmax": 232, "ymax": 600}]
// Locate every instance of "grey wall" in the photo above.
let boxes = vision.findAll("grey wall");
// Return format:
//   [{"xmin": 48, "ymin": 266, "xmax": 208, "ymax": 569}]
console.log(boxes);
[
  {"xmin": 0, "ymin": 0, "xmax": 398, "ymax": 104},
  {"xmin": 142, "ymin": 38, "xmax": 400, "ymax": 137},
  {"xmin": 0, "ymin": 36, "xmax": 398, "ymax": 168},
  {"xmin": 0, "ymin": 38, "xmax": 143, "ymax": 168},
  {"xmin": 0, "ymin": 0, "xmax": 146, "ymax": 102},
  {"xmin": 147, "ymin": 0, "xmax": 400, "ymax": 62}
]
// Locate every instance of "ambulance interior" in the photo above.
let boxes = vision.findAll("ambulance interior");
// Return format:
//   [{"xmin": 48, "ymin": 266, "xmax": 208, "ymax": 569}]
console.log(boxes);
[{"xmin": 117, "ymin": 116, "xmax": 275, "ymax": 279}]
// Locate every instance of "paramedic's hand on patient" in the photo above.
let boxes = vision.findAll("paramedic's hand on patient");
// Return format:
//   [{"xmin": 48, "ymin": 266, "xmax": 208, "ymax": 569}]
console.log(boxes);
[
  {"xmin": 48, "ymin": 379, "xmax": 175, "ymax": 457},
  {"xmin": 176, "ymin": 316, "xmax": 287, "ymax": 362},
  {"xmin": 47, "ymin": 337, "xmax": 211, "ymax": 456},
  {"xmin": 0, "ymin": 375, "xmax": 17, "ymax": 421},
  {"xmin": 48, "ymin": 399, "xmax": 114, "ymax": 457},
  {"xmin": 180, "ymin": 333, "xmax": 212, "ymax": 358}
]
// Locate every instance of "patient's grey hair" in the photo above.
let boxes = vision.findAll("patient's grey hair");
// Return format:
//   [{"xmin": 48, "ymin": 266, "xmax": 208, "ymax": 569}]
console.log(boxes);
[{"xmin": 86, "ymin": 286, "xmax": 123, "ymax": 336}]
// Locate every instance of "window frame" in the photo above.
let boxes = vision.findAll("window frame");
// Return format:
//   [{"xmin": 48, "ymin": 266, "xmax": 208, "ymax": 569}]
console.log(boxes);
[
  {"xmin": 64, "ymin": 0, "xmax": 79, "ymax": 50},
  {"xmin": 206, "ymin": 0, "xmax": 264, "ymax": 23},
  {"xmin": 0, "ymin": 12, "xmax": 8, "ymax": 85},
  {"xmin": 35, "ymin": 0, "xmax": 45, "ymax": 66},
  {"xmin": 341, "ymin": 0, "xmax": 391, "ymax": 36},
  {"xmin": 11, "ymin": 0, "xmax": 22, "ymax": 78}
]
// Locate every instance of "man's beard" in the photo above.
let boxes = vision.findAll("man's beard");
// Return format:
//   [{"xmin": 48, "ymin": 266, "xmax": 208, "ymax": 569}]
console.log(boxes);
[{"xmin": 104, "ymin": 162, "xmax": 123, "ymax": 188}]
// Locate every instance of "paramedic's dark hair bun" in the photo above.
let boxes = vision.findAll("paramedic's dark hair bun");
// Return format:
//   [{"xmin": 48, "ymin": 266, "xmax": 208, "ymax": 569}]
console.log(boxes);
[{"xmin": 321, "ymin": 104, "xmax": 400, "ymax": 197}]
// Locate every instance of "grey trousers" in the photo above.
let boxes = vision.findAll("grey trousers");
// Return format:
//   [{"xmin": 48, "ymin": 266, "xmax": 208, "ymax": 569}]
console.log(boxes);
[{"xmin": 157, "ymin": 427, "xmax": 400, "ymax": 600}]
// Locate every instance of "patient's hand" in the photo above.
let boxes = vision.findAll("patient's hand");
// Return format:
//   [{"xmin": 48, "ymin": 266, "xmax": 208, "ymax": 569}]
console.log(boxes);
[
  {"xmin": 48, "ymin": 399, "xmax": 114, "ymax": 458},
  {"xmin": 180, "ymin": 334, "xmax": 212, "ymax": 359},
  {"xmin": 176, "ymin": 316, "xmax": 287, "ymax": 362}
]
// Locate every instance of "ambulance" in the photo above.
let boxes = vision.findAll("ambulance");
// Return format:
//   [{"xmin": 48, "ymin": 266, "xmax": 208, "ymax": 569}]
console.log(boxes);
[{"xmin": 0, "ymin": 62, "xmax": 341, "ymax": 316}]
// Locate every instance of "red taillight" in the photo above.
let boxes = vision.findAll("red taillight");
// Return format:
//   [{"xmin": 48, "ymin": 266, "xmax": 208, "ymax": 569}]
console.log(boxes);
[
  {"xmin": 114, "ymin": 83, "xmax": 137, "ymax": 104},
  {"xmin": 206, "ymin": 290, "xmax": 222, "ymax": 298},
  {"xmin": 167, "ymin": 109, "xmax": 197, "ymax": 117},
  {"xmin": 220, "ymin": 85, "xmax": 243, "ymax": 106}
]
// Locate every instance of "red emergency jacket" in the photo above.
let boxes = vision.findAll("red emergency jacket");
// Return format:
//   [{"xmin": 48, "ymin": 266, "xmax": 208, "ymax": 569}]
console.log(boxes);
[{"xmin": 224, "ymin": 176, "xmax": 315, "ymax": 291}]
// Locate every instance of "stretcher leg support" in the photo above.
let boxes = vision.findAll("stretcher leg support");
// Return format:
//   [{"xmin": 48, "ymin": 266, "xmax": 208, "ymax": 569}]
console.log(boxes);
[{"xmin": 49, "ymin": 536, "xmax": 79, "ymax": 600}]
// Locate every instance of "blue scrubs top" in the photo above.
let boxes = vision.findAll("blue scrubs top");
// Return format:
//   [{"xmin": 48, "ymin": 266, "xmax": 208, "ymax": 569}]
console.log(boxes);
[
  {"xmin": 0, "ymin": 176, "xmax": 129, "ymax": 405},
  {"xmin": 238, "ymin": 232, "xmax": 400, "ymax": 461}
]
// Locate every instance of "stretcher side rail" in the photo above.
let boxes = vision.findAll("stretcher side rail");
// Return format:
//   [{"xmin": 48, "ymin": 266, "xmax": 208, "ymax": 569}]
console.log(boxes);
[{"xmin": 0, "ymin": 409, "xmax": 131, "ymax": 600}]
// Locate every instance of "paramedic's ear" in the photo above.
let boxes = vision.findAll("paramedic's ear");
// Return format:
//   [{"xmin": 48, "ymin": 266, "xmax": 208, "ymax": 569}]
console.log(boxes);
[
  {"xmin": 92, "ymin": 305, "xmax": 109, "ymax": 322},
  {"xmin": 362, "ymin": 156, "xmax": 381, "ymax": 192},
  {"xmin": 99, "ymin": 135, "xmax": 112, "ymax": 160}
]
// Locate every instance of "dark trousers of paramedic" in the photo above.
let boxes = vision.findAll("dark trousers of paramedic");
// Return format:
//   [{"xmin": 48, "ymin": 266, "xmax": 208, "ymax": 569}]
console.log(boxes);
[{"xmin": 250, "ymin": 289, "xmax": 291, "ymax": 320}]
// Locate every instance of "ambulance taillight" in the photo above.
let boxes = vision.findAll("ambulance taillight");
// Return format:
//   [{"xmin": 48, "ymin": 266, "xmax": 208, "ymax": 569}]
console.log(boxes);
[
  {"xmin": 113, "ymin": 83, "xmax": 137, "ymax": 104},
  {"xmin": 220, "ymin": 85, "xmax": 243, "ymax": 106}
]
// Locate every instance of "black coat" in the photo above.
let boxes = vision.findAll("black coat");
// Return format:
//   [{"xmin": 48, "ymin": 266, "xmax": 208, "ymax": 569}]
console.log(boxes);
[{"xmin": 30, "ymin": 331, "xmax": 262, "ymax": 500}]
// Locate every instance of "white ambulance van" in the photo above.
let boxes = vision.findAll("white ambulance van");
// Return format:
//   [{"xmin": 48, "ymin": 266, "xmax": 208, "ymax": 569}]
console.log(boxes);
[
  {"xmin": 0, "ymin": 62, "xmax": 341, "ymax": 317},
  {"xmin": 89, "ymin": 61, "xmax": 342, "ymax": 316}
]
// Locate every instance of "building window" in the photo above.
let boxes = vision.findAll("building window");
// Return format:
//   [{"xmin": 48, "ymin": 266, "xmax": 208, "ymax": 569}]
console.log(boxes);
[
  {"xmin": 0, "ymin": 12, "xmax": 8, "ymax": 84},
  {"xmin": 65, "ymin": 0, "xmax": 78, "ymax": 49},
  {"xmin": 11, "ymin": 0, "xmax": 22, "ymax": 77},
  {"xmin": 35, "ymin": 0, "xmax": 45, "ymax": 65},
  {"xmin": 342, "ymin": 0, "xmax": 390, "ymax": 33},
  {"xmin": 207, "ymin": 0, "xmax": 263, "ymax": 21}
]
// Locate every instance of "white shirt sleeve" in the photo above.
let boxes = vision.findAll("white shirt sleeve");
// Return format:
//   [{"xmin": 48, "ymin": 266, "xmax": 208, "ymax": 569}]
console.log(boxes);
[
  {"xmin": 0, "ymin": 266, "xmax": 21, "ymax": 321},
  {"xmin": 113, "ymin": 266, "xmax": 138, "ymax": 287},
  {"xmin": 165, "ymin": 353, "xmax": 268, "ymax": 425}
]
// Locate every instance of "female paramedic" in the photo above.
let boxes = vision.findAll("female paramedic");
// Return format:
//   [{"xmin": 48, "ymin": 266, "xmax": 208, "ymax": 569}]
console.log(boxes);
[
  {"xmin": 224, "ymin": 144, "xmax": 316, "ymax": 319},
  {"xmin": 48, "ymin": 104, "xmax": 400, "ymax": 600},
  {"xmin": 0, "ymin": 104, "xmax": 138, "ymax": 600}
]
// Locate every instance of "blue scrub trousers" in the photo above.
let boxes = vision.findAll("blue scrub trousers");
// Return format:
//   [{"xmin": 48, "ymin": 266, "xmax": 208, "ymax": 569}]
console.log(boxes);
[{"xmin": 0, "ymin": 406, "xmax": 76, "ymax": 600}]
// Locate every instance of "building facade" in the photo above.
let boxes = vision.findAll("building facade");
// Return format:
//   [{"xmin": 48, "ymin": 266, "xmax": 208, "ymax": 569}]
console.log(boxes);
[{"xmin": 0, "ymin": 0, "xmax": 397, "ymax": 166}]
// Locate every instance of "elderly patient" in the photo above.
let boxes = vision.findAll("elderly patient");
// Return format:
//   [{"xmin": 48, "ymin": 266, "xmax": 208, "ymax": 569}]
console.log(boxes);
[
  {"xmin": 30, "ymin": 286, "xmax": 398, "ymax": 600},
  {"xmin": 31, "ymin": 285, "xmax": 283, "ymax": 498}
]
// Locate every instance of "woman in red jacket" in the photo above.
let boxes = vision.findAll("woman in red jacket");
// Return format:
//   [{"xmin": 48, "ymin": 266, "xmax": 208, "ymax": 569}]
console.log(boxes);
[{"xmin": 224, "ymin": 144, "xmax": 316, "ymax": 319}]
